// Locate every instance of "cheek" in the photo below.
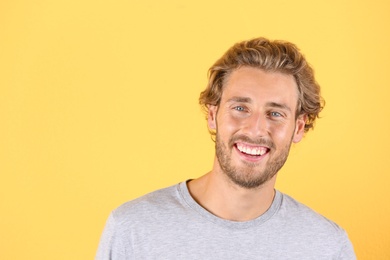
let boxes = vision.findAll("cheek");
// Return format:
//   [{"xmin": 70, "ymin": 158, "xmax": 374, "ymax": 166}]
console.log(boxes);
[
  {"xmin": 269, "ymin": 124, "xmax": 295, "ymax": 143},
  {"xmin": 217, "ymin": 115, "xmax": 243, "ymax": 134}
]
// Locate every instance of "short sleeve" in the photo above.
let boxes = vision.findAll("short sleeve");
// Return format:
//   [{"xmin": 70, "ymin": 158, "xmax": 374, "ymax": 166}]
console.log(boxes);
[
  {"xmin": 337, "ymin": 231, "xmax": 356, "ymax": 260},
  {"xmin": 95, "ymin": 213, "xmax": 127, "ymax": 260}
]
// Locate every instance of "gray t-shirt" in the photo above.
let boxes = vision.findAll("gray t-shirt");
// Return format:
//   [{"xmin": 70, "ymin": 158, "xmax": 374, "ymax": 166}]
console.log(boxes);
[{"xmin": 96, "ymin": 181, "xmax": 356, "ymax": 259}]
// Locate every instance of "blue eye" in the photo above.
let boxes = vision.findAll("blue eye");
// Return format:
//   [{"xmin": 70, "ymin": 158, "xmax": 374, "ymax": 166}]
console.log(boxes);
[
  {"xmin": 234, "ymin": 106, "xmax": 245, "ymax": 111},
  {"xmin": 270, "ymin": 112, "xmax": 282, "ymax": 117}
]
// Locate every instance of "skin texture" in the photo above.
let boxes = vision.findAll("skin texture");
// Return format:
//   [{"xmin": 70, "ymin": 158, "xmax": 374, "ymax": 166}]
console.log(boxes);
[{"xmin": 188, "ymin": 67, "xmax": 306, "ymax": 221}]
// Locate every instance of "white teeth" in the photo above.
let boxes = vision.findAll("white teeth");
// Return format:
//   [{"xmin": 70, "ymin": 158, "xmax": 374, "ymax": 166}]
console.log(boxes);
[{"xmin": 237, "ymin": 144, "xmax": 267, "ymax": 156}]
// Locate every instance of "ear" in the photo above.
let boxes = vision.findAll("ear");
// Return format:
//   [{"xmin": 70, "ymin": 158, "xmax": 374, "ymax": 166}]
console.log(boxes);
[
  {"xmin": 292, "ymin": 114, "xmax": 307, "ymax": 143},
  {"xmin": 207, "ymin": 105, "xmax": 218, "ymax": 130}
]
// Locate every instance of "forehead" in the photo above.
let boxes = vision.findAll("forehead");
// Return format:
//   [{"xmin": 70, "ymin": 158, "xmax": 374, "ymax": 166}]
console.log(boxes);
[{"xmin": 221, "ymin": 67, "xmax": 299, "ymax": 106}]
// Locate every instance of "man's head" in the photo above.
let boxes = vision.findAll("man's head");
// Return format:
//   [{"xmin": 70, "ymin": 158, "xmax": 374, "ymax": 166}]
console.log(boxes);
[
  {"xmin": 199, "ymin": 37, "xmax": 324, "ymax": 189},
  {"xmin": 199, "ymin": 37, "xmax": 324, "ymax": 136}
]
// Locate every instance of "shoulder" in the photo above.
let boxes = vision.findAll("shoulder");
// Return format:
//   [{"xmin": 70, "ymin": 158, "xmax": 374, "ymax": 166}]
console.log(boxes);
[
  {"xmin": 277, "ymin": 192, "xmax": 348, "ymax": 239},
  {"xmin": 275, "ymin": 192, "xmax": 356, "ymax": 258},
  {"xmin": 95, "ymin": 183, "xmax": 186, "ymax": 259},
  {"xmin": 111, "ymin": 183, "xmax": 182, "ymax": 225}
]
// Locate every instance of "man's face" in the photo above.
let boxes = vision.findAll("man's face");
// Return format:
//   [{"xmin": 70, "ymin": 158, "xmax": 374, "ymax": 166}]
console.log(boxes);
[{"xmin": 208, "ymin": 67, "xmax": 306, "ymax": 189}]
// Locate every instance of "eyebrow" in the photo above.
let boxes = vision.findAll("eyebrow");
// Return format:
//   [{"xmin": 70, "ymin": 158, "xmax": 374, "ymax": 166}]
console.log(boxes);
[
  {"xmin": 226, "ymin": 96, "xmax": 252, "ymax": 103},
  {"xmin": 226, "ymin": 97, "xmax": 292, "ymax": 112},
  {"xmin": 266, "ymin": 102, "xmax": 292, "ymax": 112}
]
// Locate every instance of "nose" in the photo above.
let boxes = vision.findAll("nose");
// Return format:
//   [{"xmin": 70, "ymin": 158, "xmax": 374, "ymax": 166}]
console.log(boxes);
[{"xmin": 243, "ymin": 113, "xmax": 269, "ymax": 137}]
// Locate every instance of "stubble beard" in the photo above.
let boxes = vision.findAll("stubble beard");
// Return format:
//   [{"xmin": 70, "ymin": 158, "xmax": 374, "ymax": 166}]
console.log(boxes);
[{"xmin": 215, "ymin": 133, "xmax": 293, "ymax": 189}]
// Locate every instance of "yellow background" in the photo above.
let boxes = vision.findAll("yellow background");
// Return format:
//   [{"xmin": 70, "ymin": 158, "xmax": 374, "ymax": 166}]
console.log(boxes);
[{"xmin": 1, "ymin": 0, "xmax": 389, "ymax": 259}]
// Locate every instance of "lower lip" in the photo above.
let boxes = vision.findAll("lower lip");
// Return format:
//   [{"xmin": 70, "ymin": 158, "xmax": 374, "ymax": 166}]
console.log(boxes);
[{"xmin": 234, "ymin": 145, "xmax": 268, "ymax": 162}]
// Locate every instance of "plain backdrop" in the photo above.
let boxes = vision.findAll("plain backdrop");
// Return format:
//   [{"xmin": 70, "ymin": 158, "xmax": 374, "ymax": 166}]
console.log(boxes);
[{"xmin": 1, "ymin": 0, "xmax": 389, "ymax": 259}]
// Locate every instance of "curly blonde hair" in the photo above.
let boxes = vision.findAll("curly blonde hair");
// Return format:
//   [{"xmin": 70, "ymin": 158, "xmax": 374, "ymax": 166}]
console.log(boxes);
[{"xmin": 199, "ymin": 37, "xmax": 324, "ymax": 133}]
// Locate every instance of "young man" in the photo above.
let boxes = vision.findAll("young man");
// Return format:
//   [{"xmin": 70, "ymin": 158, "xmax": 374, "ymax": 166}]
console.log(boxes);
[{"xmin": 96, "ymin": 37, "xmax": 356, "ymax": 259}]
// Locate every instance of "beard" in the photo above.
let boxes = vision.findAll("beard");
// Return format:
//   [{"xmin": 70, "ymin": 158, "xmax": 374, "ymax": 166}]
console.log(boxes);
[{"xmin": 215, "ymin": 133, "xmax": 293, "ymax": 189}]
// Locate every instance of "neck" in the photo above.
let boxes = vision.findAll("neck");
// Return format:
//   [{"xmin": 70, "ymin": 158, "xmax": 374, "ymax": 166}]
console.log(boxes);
[{"xmin": 188, "ymin": 166, "xmax": 277, "ymax": 222}]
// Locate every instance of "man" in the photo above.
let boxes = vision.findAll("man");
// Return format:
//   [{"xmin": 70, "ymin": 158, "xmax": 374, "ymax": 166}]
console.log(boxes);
[{"xmin": 96, "ymin": 37, "xmax": 356, "ymax": 259}]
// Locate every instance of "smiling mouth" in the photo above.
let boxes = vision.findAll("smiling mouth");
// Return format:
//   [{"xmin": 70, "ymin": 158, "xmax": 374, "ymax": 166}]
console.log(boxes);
[{"xmin": 235, "ymin": 142, "xmax": 269, "ymax": 157}]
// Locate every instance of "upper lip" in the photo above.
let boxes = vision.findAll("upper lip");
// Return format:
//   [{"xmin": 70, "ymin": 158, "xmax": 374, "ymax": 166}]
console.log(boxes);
[{"xmin": 234, "ymin": 140, "xmax": 271, "ymax": 149}]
